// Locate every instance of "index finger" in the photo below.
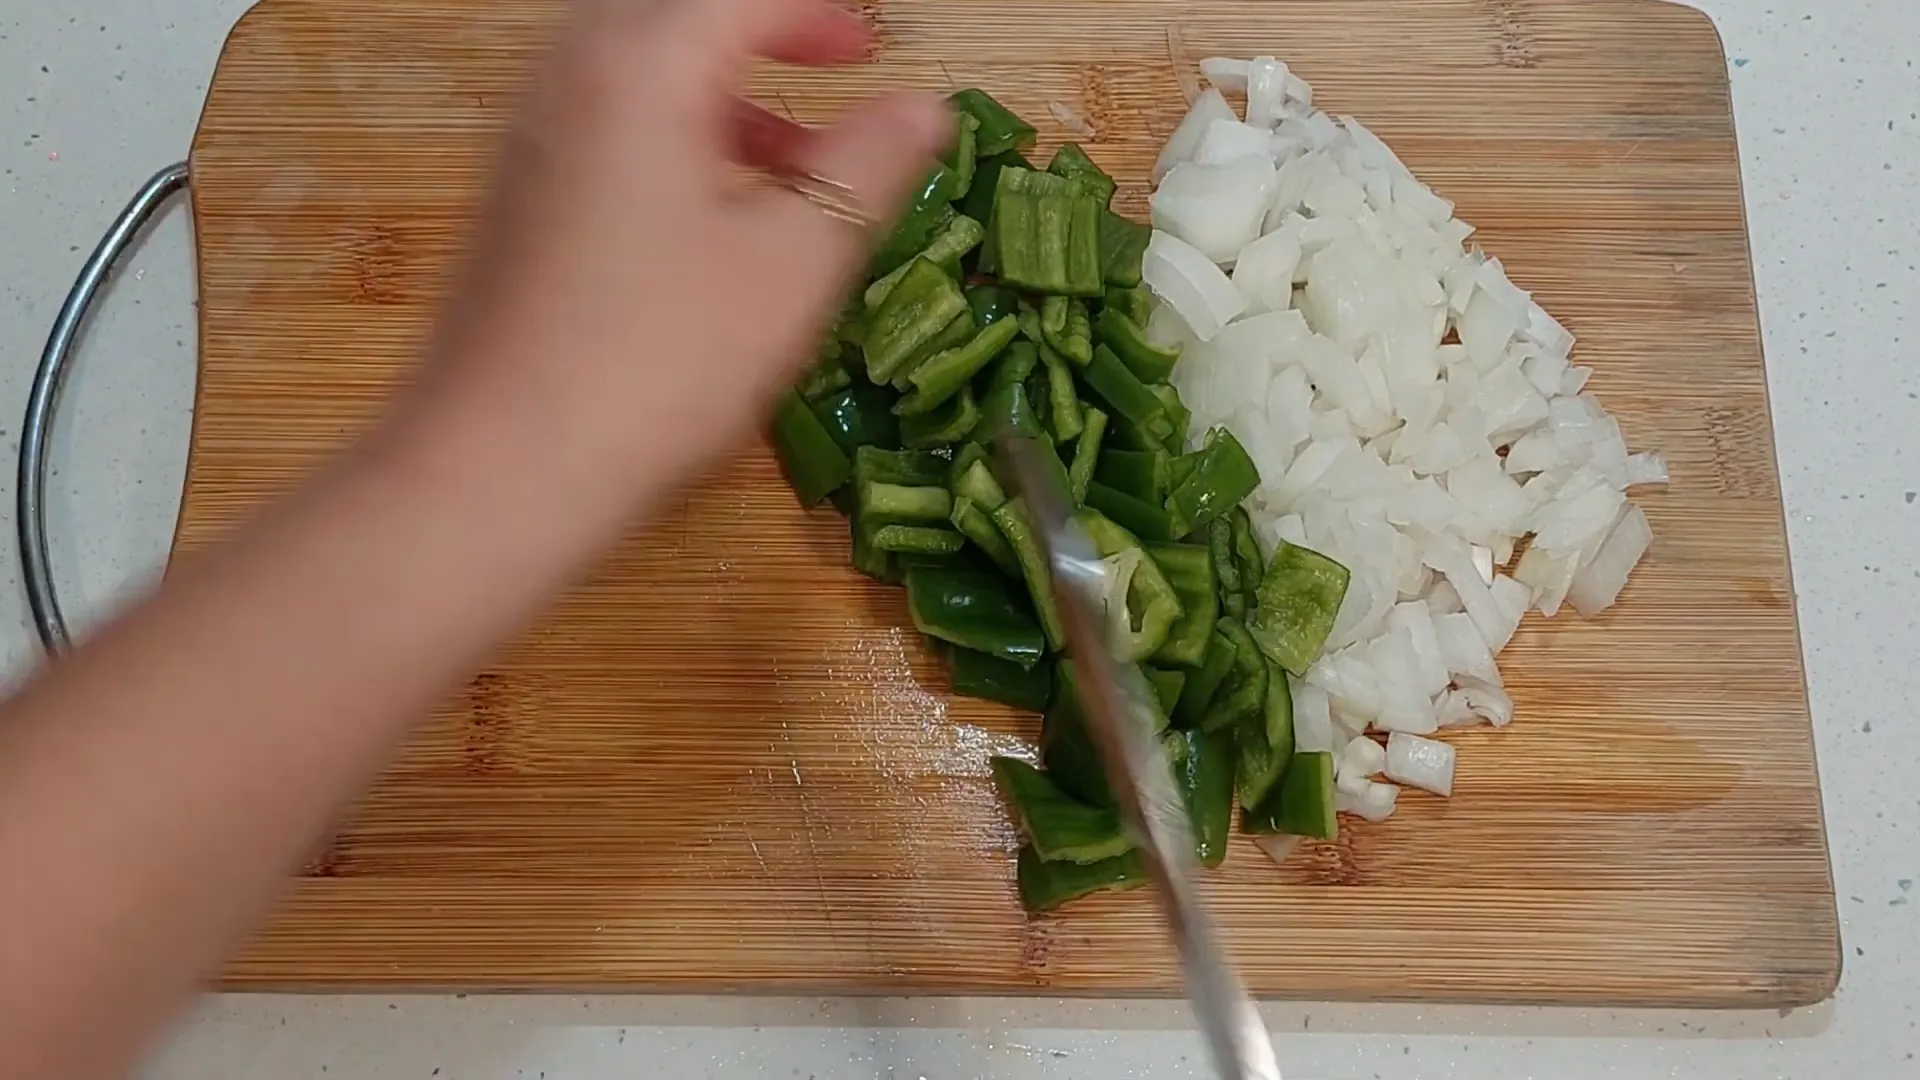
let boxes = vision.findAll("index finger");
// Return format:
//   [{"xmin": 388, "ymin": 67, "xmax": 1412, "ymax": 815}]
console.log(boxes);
[{"xmin": 665, "ymin": 0, "xmax": 871, "ymax": 82}]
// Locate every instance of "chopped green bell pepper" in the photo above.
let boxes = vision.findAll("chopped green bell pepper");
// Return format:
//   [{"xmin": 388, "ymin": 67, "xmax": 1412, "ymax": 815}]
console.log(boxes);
[
  {"xmin": 1175, "ymin": 728, "xmax": 1236, "ymax": 867},
  {"xmin": 865, "ymin": 214, "xmax": 985, "ymax": 310},
  {"xmin": 870, "ymin": 164, "xmax": 960, "ymax": 278},
  {"xmin": 1235, "ymin": 660, "xmax": 1296, "ymax": 811},
  {"xmin": 1041, "ymin": 662, "xmax": 1110, "ymax": 806},
  {"xmin": 892, "ymin": 312, "xmax": 977, "ymax": 390},
  {"xmin": 1147, "ymin": 385, "xmax": 1190, "ymax": 450},
  {"xmin": 1175, "ymin": 628, "xmax": 1237, "ymax": 727},
  {"xmin": 1016, "ymin": 845, "xmax": 1146, "ymax": 912},
  {"xmin": 771, "ymin": 389, "xmax": 852, "ymax": 507},
  {"xmin": 1037, "ymin": 344, "xmax": 1084, "ymax": 443},
  {"xmin": 1248, "ymin": 541, "xmax": 1352, "ymax": 676},
  {"xmin": 857, "ymin": 480, "xmax": 950, "ymax": 526},
  {"xmin": 960, "ymin": 150, "xmax": 1033, "ymax": 274},
  {"xmin": 1048, "ymin": 142, "xmax": 1117, "ymax": 207},
  {"xmin": 950, "ymin": 89, "xmax": 1037, "ymax": 158},
  {"xmin": 991, "ymin": 497, "xmax": 1065, "ymax": 651},
  {"xmin": 992, "ymin": 757, "xmax": 1132, "ymax": 864},
  {"xmin": 966, "ymin": 284, "xmax": 1020, "ymax": 329},
  {"xmin": 899, "ymin": 383, "xmax": 980, "ymax": 448},
  {"xmin": 952, "ymin": 458, "xmax": 1008, "ymax": 514},
  {"xmin": 1105, "ymin": 285, "xmax": 1153, "ymax": 327},
  {"xmin": 1146, "ymin": 667, "xmax": 1187, "ymax": 716},
  {"xmin": 991, "ymin": 167, "xmax": 1104, "ymax": 297},
  {"xmin": 1209, "ymin": 517, "xmax": 1246, "ymax": 620},
  {"xmin": 854, "ymin": 445, "xmax": 947, "ymax": 488},
  {"xmin": 1148, "ymin": 543, "xmax": 1218, "ymax": 669},
  {"xmin": 1229, "ymin": 507, "xmax": 1264, "ymax": 616},
  {"xmin": 895, "ymin": 315, "xmax": 1020, "ymax": 416},
  {"xmin": 796, "ymin": 343, "xmax": 852, "ymax": 401},
  {"xmin": 1095, "ymin": 307, "xmax": 1181, "ymax": 385},
  {"xmin": 1099, "ymin": 209, "xmax": 1153, "ymax": 289},
  {"xmin": 1095, "ymin": 448, "xmax": 1173, "ymax": 504},
  {"xmin": 982, "ymin": 341, "xmax": 1040, "ymax": 402},
  {"xmin": 905, "ymin": 564, "xmax": 1045, "ymax": 668},
  {"xmin": 948, "ymin": 647, "xmax": 1052, "ymax": 712},
  {"xmin": 1083, "ymin": 482, "xmax": 1174, "ymax": 544},
  {"xmin": 1203, "ymin": 617, "xmax": 1267, "ymax": 733},
  {"xmin": 1164, "ymin": 427, "xmax": 1260, "ymax": 540},
  {"xmin": 944, "ymin": 110, "xmax": 981, "ymax": 199},
  {"xmin": 1067, "ymin": 406, "xmax": 1107, "ymax": 504},
  {"xmin": 810, "ymin": 381, "xmax": 900, "ymax": 452},
  {"xmin": 1081, "ymin": 345, "xmax": 1174, "ymax": 446},
  {"xmin": 1040, "ymin": 296, "xmax": 1094, "ymax": 366},
  {"xmin": 1169, "ymin": 449, "xmax": 1201, "ymax": 489},
  {"xmin": 850, "ymin": 516, "xmax": 901, "ymax": 583},
  {"xmin": 865, "ymin": 257, "xmax": 971, "ymax": 385},
  {"xmin": 950, "ymin": 496, "xmax": 1020, "ymax": 577},
  {"xmin": 1248, "ymin": 750, "xmax": 1337, "ymax": 841},
  {"xmin": 1076, "ymin": 508, "xmax": 1183, "ymax": 664},
  {"xmin": 869, "ymin": 524, "xmax": 966, "ymax": 556}
]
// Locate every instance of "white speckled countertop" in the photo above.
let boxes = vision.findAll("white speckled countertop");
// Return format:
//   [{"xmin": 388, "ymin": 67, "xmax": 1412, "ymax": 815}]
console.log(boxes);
[{"xmin": 2, "ymin": 1, "xmax": 1916, "ymax": 1076}]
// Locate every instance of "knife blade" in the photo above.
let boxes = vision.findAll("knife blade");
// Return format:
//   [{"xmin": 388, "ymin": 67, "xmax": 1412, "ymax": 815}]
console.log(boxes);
[{"xmin": 998, "ymin": 433, "xmax": 1280, "ymax": 1080}]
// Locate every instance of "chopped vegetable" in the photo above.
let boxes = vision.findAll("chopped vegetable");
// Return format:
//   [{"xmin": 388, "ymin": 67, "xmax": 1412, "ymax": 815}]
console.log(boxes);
[
  {"xmin": 1036, "ymin": 345, "xmax": 1085, "ymax": 442},
  {"xmin": 1049, "ymin": 142, "xmax": 1118, "ymax": 206},
  {"xmin": 810, "ymin": 381, "xmax": 900, "ymax": 452},
  {"xmin": 896, "ymin": 315, "xmax": 1020, "ymax": 416},
  {"xmin": 869, "ymin": 523, "xmax": 965, "ymax": 556},
  {"xmin": 951, "ymin": 89, "xmax": 1037, "ymax": 158},
  {"xmin": 1083, "ymin": 482, "xmax": 1175, "ymax": 544},
  {"xmin": 950, "ymin": 496, "xmax": 1021, "ymax": 576},
  {"xmin": 1234, "ymin": 660, "xmax": 1296, "ymax": 811},
  {"xmin": 1099, "ymin": 210, "xmax": 1153, "ymax": 289},
  {"xmin": 1146, "ymin": 668, "xmax": 1187, "ymax": 715},
  {"xmin": 1203, "ymin": 617, "xmax": 1267, "ymax": 732},
  {"xmin": 948, "ymin": 648, "xmax": 1053, "ymax": 712},
  {"xmin": 1247, "ymin": 541, "xmax": 1351, "ymax": 676},
  {"xmin": 1067, "ymin": 406, "xmax": 1108, "ymax": 503},
  {"xmin": 865, "ymin": 257, "xmax": 971, "ymax": 384},
  {"xmin": 1147, "ymin": 543, "xmax": 1218, "ymax": 669},
  {"xmin": 870, "ymin": 164, "xmax": 960, "ymax": 278},
  {"xmin": 1175, "ymin": 627, "xmax": 1237, "ymax": 726},
  {"xmin": 991, "ymin": 167, "xmax": 1105, "ymax": 297},
  {"xmin": 1385, "ymin": 732, "xmax": 1456, "ymax": 796},
  {"xmin": 1249, "ymin": 750, "xmax": 1337, "ymax": 840},
  {"xmin": 1096, "ymin": 306, "xmax": 1182, "ymax": 384},
  {"xmin": 993, "ymin": 757, "xmax": 1132, "ymax": 864},
  {"xmin": 865, "ymin": 214, "xmax": 985, "ymax": 309},
  {"xmin": 771, "ymin": 389, "xmax": 852, "ymax": 507},
  {"xmin": 899, "ymin": 384, "xmax": 980, "ymax": 448},
  {"xmin": 854, "ymin": 446, "xmax": 946, "ymax": 488},
  {"xmin": 1016, "ymin": 846, "xmax": 1146, "ymax": 912},
  {"xmin": 1174, "ymin": 728, "xmax": 1235, "ymax": 866},
  {"xmin": 1163, "ymin": 427, "xmax": 1259, "ymax": 539},
  {"xmin": 796, "ymin": 345, "xmax": 852, "ymax": 401},
  {"xmin": 905, "ymin": 564, "xmax": 1045, "ymax": 668},
  {"xmin": 1040, "ymin": 297, "xmax": 1094, "ymax": 366},
  {"xmin": 1096, "ymin": 448, "xmax": 1173, "ymax": 504},
  {"xmin": 944, "ymin": 111, "xmax": 982, "ymax": 199},
  {"xmin": 992, "ymin": 498, "xmax": 1065, "ymax": 651},
  {"xmin": 966, "ymin": 284, "xmax": 1019, "ymax": 328},
  {"xmin": 1082, "ymin": 344, "xmax": 1175, "ymax": 445}
]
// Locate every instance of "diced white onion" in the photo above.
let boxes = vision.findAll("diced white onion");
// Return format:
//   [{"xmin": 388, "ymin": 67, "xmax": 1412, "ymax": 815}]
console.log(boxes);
[
  {"xmin": 1153, "ymin": 89, "xmax": 1237, "ymax": 184},
  {"xmin": 1385, "ymin": 732, "xmax": 1456, "ymax": 797},
  {"xmin": 1143, "ymin": 230, "xmax": 1245, "ymax": 341}
]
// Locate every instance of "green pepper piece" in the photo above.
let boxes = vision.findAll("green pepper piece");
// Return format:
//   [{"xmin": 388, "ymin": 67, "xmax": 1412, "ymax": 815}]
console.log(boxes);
[
  {"xmin": 865, "ymin": 214, "xmax": 985, "ymax": 310},
  {"xmin": 796, "ymin": 342, "xmax": 852, "ymax": 401},
  {"xmin": 1075, "ymin": 509, "xmax": 1183, "ymax": 664},
  {"xmin": 947, "ymin": 648, "xmax": 1052, "ymax": 712},
  {"xmin": 1041, "ymin": 297, "xmax": 1094, "ymax": 367},
  {"xmin": 992, "ymin": 757, "xmax": 1132, "ymax": 864},
  {"xmin": 899, "ymin": 384, "xmax": 980, "ymax": 449},
  {"xmin": 849, "ymin": 516, "xmax": 901, "ymax": 583},
  {"xmin": 1229, "ymin": 507, "xmax": 1264, "ymax": 617},
  {"xmin": 893, "ymin": 312, "xmax": 978, "ymax": 390},
  {"xmin": 1037, "ymin": 345, "xmax": 1084, "ymax": 443},
  {"xmin": 1249, "ymin": 541, "xmax": 1353, "ymax": 676},
  {"xmin": 1146, "ymin": 668, "xmax": 1187, "ymax": 716},
  {"xmin": 1164, "ymin": 427, "xmax": 1260, "ymax": 540},
  {"xmin": 966, "ymin": 284, "xmax": 1020, "ymax": 329},
  {"xmin": 1041, "ymin": 663, "xmax": 1111, "ymax": 806},
  {"xmin": 1175, "ymin": 728, "xmax": 1236, "ymax": 867},
  {"xmin": 857, "ymin": 480, "xmax": 951, "ymax": 526},
  {"xmin": 810, "ymin": 381, "xmax": 901, "ymax": 452},
  {"xmin": 1248, "ymin": 750, "xmax": 1338, "ymax": 841},
  {"xmin": 868, "ymin": 523, "xmax": 966, "ymax": 556},
  {"xmin": 870, "ymin": 165, "xmax": 961, "ymax": 278},
  {"xmin": 1148, "ymin": 385, "xmax": 1191, "ymax": 451},
  {"xmin": 895, "ymin": 315, "xmax": 1020, "ymax": 416},
  {"xmin": 1095, "ymin": 448, "xmax": 1173, "ymax": 504},
  {"xmin": 1203, "ymin": 618, "xmax": 1268, "ymax": 733},
  {"xmin": 1235, "ymin": 660, "xmax": 1296, "ymax": 811},
  {"xmin": 866, "ymin": 258, "xmax": 970, "ymax": 385},
  {"xmin": 1168, "ymin": 450, "xmax": 1201, "ymax": 489},
  {"xmin": 992, "ymin": 497, "xmax": 1065, "ymax": 651},
  {"xmin": 950, "ymin": 496, "xmax": 1020, "ymax": 577},
  {"xmin": 905, "ymin": 564, "xmax": 1045, "ymax": 668},
  {"xmin": 1067, "ymin": 406, "xmax": 1108, "ymax": 504},
  {"xmin": 984, "ymin": 340, "xmax": 1041, "ymax": 397},
  {"xmin": 953, "ymin": 459, "xmax": 1008, "ymax": 513},
  {"xmin": 975, "ymin": 380, "xmax": 1048, "ymax": 455},
  {"xmin": 770, "ymin": 389, "xmax": 852, "ymax": 507},
  {"xmin": 1016, "ymin": 845, "xmax": 1147, "ymax": 912},
  {"xmin": 1175, "ymin": 628, "xmax": 1238, "ymax": 727},
  {"xmin": 991, "ymin": 168, "xmax": 1104, "ymax": 297},
  {"xmin": 1096, "ymin": 307, "xmax": 1181, "ymax": 385},
  {"xmin": 1048, "ymin": 142, "xmax": 1118, "ymax": 207},
  {"xmin": 1147, "ymin": 543, "xmax": 1218, "ymax": 669},
  {"xmin": 1208, "ymin": 517, "xmax": 1245, "ymax": 620},
  {"xmin": 944, "ymin": 111, "xmax": 982, "ymax": 199},
  {"xmin": 854, "ymin": 445, "xmax": 947, "ymax": 488},
  {"xmin": 1105, "ymin": 284, "xmax": 1153, "ymax": 327},
  {"xmin": 960, "ymin": 149, "xmax": 1033, "ymax": 229},
  {"xmin": 1083, "ymin": 482, "xmax": 1175, "ymax": 544},
  {"xmin": 1081, "ymin": 345, "xmax": 1174, "ymax": 445},
  {"xmin": 949, "ymin": 89, "xmax": 1036, "ymax": 158},
  {"xmin": 1098, "ymin": 209, "xmax": 1153, "ymax": 289}
]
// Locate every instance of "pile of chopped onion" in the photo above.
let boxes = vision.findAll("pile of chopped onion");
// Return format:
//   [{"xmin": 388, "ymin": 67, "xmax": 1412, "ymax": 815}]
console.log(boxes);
[{"xmin": 1145, "ymin": 56, "xmax": 1665, "ymax": 826}]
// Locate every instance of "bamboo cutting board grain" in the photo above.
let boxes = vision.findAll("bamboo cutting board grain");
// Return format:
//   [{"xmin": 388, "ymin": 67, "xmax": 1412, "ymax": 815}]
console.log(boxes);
[{"xmin": 182, "ymin": 0, "xmax": 1839, "ymax": 1004}]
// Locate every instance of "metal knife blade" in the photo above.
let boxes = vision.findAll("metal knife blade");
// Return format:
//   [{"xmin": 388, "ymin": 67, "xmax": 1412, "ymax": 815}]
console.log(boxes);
[{"xmin": 998, "ymin": 434, "xmax": 1280, "ymax": 1080}]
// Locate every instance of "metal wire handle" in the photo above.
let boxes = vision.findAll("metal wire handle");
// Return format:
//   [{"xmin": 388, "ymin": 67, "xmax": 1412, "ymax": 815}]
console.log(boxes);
[{"xmin": 17, "ymin": 162, "xmax": 190, "ymax": 656}]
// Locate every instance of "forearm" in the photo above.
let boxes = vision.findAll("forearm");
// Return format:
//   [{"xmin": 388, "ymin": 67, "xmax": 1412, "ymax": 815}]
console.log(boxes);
[{"xmin": 0, "ymin": 364, "xmax": 642, "ymax": 1080}]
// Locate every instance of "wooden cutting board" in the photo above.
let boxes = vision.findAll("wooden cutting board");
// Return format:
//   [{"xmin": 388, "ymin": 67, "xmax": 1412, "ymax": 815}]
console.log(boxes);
[{"xmin": 182, "ymin": 0, "xmax": 1839, "ymax": 1005}]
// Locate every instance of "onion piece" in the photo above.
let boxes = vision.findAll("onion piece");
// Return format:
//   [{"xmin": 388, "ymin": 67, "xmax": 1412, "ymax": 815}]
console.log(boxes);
[
  {"xmin": 1340, "ymin": 735, "xmax": 1387, "ymax": 780},
  {"xmin": 1048, "ymin": 101, "xmax": 1095, "ymax": 138},
  {"xmin": 1385, "ymin": 732, "xmax": 1456, "ymax": 796},
  {"xmin": 1152, "ymin": 157, "xmax": 1280, "ymax": 263},
  {"xmin": 1231, "ymin": 230, "xmax": 1303, "ymax": 314},
  {"xmin": 1142, "ymin": 230, "xmax": 1245, "ymax": 341},
  {"xmin": 1255, "ymin": 833, "xmax": 1304, "ymax": 868},
  {"xmin": 1335, "ymin": 779, "xmax": 1400, "ymax": 822},
  {"xmin": 1568, "ymin": 504, "xmax": 1652, "ymax": 617},
  {"xmin": 1199, "ymin": 56, "xmax": 1251, "ymax": 94},
  {"xmin": 1153, "ymin": 88, "xmax": 1236, "ymax": 183},
  {"xmin": 1194, "ymin": 118, "xmax": 1277, "ymax": 166}
]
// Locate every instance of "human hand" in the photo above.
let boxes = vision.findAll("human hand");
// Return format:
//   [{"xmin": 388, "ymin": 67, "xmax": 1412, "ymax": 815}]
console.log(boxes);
[{"xmin": 407, "ymin": 0, "xmax": 951, "ymax": 517}]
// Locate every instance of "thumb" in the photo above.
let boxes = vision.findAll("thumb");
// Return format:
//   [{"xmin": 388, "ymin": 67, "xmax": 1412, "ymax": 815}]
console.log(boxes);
[{"xmin": 759, "ymin": 91, "xmax": 954, "ymax": 298}]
